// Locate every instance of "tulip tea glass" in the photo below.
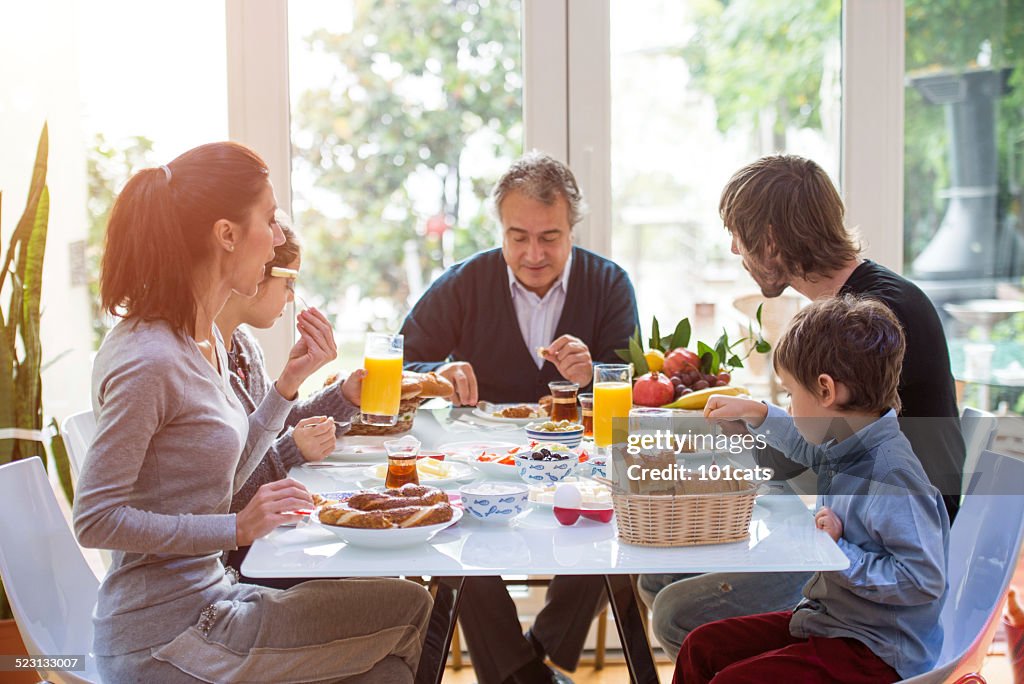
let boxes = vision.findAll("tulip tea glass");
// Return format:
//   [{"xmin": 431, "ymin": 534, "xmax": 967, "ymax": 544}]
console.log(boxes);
[
  {"xmin": 578, "ymin": 392, "xmax": 594, "ymax": 439},
  {"xmin": 548, "ymin": 381, "xmax": 580, "ymax": 423},
  {"xmin": 384, "ymin": 436, "xmax": 421, "ymax": 489}
]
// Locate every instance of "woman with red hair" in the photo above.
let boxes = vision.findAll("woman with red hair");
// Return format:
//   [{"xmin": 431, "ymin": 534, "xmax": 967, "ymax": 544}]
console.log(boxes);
[{"xmin": 73, "ymin": 142, "xmax": 431, "ymax": 683}]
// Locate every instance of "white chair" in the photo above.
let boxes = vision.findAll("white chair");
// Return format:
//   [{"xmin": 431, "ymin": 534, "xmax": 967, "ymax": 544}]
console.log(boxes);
[
  {"xmin": 960, "ymin": 406, "xmax": 998, "ymax": 497},
  {"xmin": 61, "ymin": 410, "xmax": 96, "ymax": 483},
  {"xmin": 900, "ymin": 449, "xmax": 1024, "ymax": 683},
  {"xmin": 0, "ymin": 457, "xmax": 101, "ymax": 683}
]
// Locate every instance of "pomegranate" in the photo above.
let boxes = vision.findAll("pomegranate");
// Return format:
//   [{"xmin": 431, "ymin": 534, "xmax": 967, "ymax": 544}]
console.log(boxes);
[
  {"xmin": 663, "ymin": 348, "xmax": 701, "ymax": 376},
  {"xmin": 633, "ymin": 372, "xmax": 675, "ymax": 407}
]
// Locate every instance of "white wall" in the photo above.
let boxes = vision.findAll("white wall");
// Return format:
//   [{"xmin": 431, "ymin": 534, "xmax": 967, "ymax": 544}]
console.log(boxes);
[{"xmin": 0, "ymin": 1, "xmax": 93, "ymax": 423}]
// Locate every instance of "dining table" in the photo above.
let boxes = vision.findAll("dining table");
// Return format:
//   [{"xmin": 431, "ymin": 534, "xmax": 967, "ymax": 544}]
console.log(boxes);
[{"xmin": 242, "ymin": 404, "xmax": 849, "ymax": 684}]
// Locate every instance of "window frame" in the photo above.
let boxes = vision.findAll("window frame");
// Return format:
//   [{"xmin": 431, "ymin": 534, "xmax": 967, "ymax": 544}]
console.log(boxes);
[{"xmin": 226, "ymin": 1, "xmax": 907, "ymax": 372}]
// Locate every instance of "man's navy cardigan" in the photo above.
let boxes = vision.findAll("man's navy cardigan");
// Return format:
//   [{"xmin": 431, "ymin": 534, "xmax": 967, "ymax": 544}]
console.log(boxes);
[{"xmin": 401, "ymin": 246, "xmax": 639, "ymax": 403}]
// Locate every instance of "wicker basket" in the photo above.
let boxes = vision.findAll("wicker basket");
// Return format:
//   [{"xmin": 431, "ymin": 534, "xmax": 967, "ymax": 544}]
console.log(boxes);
[
  {"xmin": 612, "ymin": 480, "xmax": 758, "ymax": 547},
  {"xmin": 345, "ymin": 398, "xmax": 422, "ymax": 436}
]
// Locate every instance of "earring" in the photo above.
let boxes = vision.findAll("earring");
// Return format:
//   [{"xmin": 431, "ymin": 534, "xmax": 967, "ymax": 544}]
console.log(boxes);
[{"xmin": 228, "ymin": 246, "xmax": 234, "ymax": 252}]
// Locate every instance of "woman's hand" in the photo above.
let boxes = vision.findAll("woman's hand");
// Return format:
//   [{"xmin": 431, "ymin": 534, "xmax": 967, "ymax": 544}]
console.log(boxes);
[
  {"xmin": 293, "ymin": 416, "xmax": 336, "ymax": 462},
  {"xmin": 235, "ymin": 478, "xmax": 313, "ymax": 546},
  {"xmin": 815, "ymin": 506, "xmax": 843, "ymax": 542},
  {"xmin": 276, "ymin": 308, "xmax": 338, "ymax": 399},
  {"xmin": 340, "ymin": 368, "xmax": 366, "ymax": 406},
  {"xmin": 703, "ymin": 395, "xmax": 768, "ymax": 428}
]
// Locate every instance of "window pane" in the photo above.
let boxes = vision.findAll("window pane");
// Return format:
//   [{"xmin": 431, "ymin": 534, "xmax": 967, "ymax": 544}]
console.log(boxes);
[
  {"xmin": 0, "ymin": 0, "xmax": 227, "ymax": 420},
  {"xmin": 904, "ymin": 1, "xmax": 1024, "ymax": 412},
  {"xmin": 610, "ymin": 0, "xmax": 841, "ymax": 382},
  {"xmin": 288, "ymin": 0, "xmax": 523, "ymax": 370}
]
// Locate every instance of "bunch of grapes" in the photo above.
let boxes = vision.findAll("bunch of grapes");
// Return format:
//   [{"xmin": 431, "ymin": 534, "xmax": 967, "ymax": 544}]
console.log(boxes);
[{"xmin": 669, "ymin": 368, "xmax": 732, "ymax": 400}]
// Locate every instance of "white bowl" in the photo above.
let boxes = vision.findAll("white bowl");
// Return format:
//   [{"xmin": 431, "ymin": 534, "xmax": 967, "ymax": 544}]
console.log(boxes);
[
  {"xmin": 314, "ymin": 507, "xmax": 463, "ymax": 548},
  {"xmin": 524, "ymin": 423, "xmax": 584, "ymax": 449},
  {"xmin": 459, "ymin": 483, "xmax": 530, "ymax": 524},
  {"xmin": 472, "ymin": 458, "xmax": 523, "ymax": 481},
  {"xmin": 515, "ymin": 447, "xmax": 580, "ymax": 485}
]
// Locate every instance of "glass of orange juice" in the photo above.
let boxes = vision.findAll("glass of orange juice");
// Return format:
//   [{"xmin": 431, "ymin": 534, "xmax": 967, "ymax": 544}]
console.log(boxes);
[
  {"xmin": 593, "ymin": 364, "xmax": 633, "ymax": 452},
  {"xmin": 361, "ymin": 333, "xmax": 404, "ymax": 426}
]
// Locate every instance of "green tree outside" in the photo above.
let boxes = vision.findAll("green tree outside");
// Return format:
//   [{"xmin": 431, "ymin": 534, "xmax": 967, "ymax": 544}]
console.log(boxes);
[{"xmin": 291, "ymin": 0, "xmax": 523, "ymax": 332}]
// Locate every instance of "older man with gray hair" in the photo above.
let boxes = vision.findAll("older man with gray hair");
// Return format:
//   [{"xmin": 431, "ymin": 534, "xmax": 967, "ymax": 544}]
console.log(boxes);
[
  {"xmin": 401, "ymin": 152, "xmax": 638, "ymax": 684},
  {"xmin": 402, "ymin": 150, "xmax": 637, "ymax": 407}
]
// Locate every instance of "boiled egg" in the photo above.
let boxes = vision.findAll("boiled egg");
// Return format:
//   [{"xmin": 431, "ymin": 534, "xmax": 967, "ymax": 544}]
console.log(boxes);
[{"xmin": 553, "ymin": 484, "xmax": 583, "ymax": 510}]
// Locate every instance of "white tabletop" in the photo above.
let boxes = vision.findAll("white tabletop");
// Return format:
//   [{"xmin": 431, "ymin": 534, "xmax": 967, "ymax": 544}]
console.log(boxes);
[{"xmin": 242, "ymin": 407, "xmax": 849, "ymax": 578}]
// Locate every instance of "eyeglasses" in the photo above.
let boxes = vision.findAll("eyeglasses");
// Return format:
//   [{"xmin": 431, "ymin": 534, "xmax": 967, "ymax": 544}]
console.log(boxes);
[{"xmin": 270, "ymin": 266, "xmax": 299, "ymax": 293}]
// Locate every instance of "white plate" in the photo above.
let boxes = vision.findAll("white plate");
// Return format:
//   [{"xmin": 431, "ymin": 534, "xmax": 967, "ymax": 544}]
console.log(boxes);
[
  {"xmin": 436, "ymin": 440, "xmax": 520, "ymax": 460},
  {"xmin": 472, "ymin": 458, "xmax": 524, "ymax": 481},
  {"xmin": 471, "ymin": 405, "xmax": 545, "ymax": 425},
  {"xmin": 526, "ymin": 478, "xmax": 613, "ymax": 508},
  {"xmin": 361, "ymin": 461, "xmax": 477, "ymax": 486},
  {"xmin": 328, "ymin": 435, "xmax": 391, "ymax": 462},
  {"xmin": 314, "ymin": 507, "xmax": 463, "ymax": 548}
]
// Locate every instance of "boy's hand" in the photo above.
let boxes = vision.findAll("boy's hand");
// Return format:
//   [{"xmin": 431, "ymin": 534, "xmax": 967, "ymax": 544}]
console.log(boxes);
[
  {"xmin": 340, "ymin": 368, "xmax": 366, "ymax": 406},
  {"xmin": 815, "ymin": 506, "xmax": 843, "ymax": 542},
  {"xmin": 704, "ymin": 395, "xmax": 768, "ymax": 428}
]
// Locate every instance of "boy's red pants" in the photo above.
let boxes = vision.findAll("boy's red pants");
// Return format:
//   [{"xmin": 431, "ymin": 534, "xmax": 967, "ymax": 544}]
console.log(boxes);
[{"xmin": 673, "ymin": 611, "xmax": 901, "ymax": 684}]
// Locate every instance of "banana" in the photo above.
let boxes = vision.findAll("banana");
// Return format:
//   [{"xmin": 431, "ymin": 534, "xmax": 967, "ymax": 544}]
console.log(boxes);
[{"xmin": 662, "ymin": 385, "xmax": 749, "ymax": 410}]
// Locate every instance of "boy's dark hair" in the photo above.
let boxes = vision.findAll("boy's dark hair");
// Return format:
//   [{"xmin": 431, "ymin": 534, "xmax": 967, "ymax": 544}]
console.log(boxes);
[{"xmin": 774, "ymin": 295, "xmax": 905, "ymax": 413}]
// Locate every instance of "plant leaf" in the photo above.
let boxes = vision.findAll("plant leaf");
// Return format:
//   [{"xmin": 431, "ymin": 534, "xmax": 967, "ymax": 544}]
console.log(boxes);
[
  {"xmin": 755, "ymin": 338, "xmax": 772, "ymax": 354},
  {"xmin": 670, "ymin": 318, "xmax": 691, "ymax": 350},
  {"xmin": 0, "ymin": 125, "xmax": 47, "ymax": 294},
  {"xmin": 649, "ymin": 316, "xmax": 661, "ymax": 352},
  {"xmin": 697, "ymin": 341, "xmax": 719, "ymax": 374},
  {"xmin": 630, "ymin": 337, "xmax": 649, "ymax": 375},
  {"xmin": 727, "ymin": 354, "xmax": 744, "ymax": 369},
  {"xmin": 49, "ymin": 417, "xmax": 74, "ymax": 503},
  {"xmin": 756, "ymin": 302, "xmax": 764, "ymax": 326},
  {"xmin": 615, "ymin": 348, "xmax": 633, "ymax": 364},
  {"xmin": 714, "ymin": 330, "xmax": 729, "ymax": 361}
]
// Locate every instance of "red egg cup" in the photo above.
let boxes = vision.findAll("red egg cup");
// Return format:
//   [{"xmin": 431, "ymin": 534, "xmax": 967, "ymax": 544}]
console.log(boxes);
[{"xmin": 553, "ymin": 506, "xmax": 614, "ymax": 526}]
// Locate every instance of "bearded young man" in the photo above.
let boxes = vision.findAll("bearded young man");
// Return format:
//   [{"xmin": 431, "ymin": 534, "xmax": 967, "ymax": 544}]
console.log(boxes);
[{"xmin": 641, "ymin": 153, "xmax": 965, "ymax": 660}]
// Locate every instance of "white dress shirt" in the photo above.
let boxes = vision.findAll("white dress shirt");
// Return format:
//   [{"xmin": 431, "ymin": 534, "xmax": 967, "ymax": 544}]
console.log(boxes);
[{"xmin": 507, "ymin": 254, "xmax": 573, "ymax": 369}]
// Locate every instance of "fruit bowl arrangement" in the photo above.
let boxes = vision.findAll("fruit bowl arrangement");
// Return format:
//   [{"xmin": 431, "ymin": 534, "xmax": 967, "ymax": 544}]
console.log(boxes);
[{"xmin": 616, "ymin": 311, "xmax": 771, "ymax": 410}]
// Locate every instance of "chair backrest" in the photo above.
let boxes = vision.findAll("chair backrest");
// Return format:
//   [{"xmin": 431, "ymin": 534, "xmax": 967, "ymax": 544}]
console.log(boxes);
[
  {"xmin": 900, "ymin": 449, "xmax": 1024, "ymax": 682},
  {"xmin": 960, "ymin": 407, "xmax": 998, "ymax": 496},
  {"xmin": 61, "ymin": 410, "xmax": 96, "ymax": 483},
  {"xmin": 0, "ymin": 457, "xmax": 101, "ymax": 683}
]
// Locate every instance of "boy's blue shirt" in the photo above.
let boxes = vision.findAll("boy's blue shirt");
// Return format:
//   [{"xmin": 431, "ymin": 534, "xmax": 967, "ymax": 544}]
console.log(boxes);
[{"xmin": 750, "ymin": 404, "xmax": 950, "ymax": 678}]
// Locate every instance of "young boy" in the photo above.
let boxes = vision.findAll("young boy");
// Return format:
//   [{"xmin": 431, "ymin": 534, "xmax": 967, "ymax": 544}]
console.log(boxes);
[{"xmin": 675, "ymin": 295, "xmax": 949, "ymax": 683}]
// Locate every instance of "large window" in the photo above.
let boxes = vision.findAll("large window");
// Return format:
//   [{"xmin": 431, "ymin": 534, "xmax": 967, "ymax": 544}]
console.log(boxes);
[
  {"xmin": 608, "ymin": 0, "xmax": 841, "ymax": 378},
  {"xmin": 287, "ymin": 0, "xmax": 524, "ymax": 370},
  {"xmin": 902, "ymin": 1, "xmax": 1024, "ymax": 411}
]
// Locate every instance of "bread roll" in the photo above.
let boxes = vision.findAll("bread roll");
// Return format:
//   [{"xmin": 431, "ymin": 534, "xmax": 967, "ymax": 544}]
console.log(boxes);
[
  {"xmin": 401, "ymin": 373, "xmax": 424, "ymax": 400},
  {"xmin": 417, "ymin": 372, "xmax": 454, "ymax": 398}
]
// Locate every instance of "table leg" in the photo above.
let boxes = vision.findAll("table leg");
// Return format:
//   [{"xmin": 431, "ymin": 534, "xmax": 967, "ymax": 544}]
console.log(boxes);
[
  {"xmin": 415, "ymin": 576, "xmax": 465, "ymax": 684},
  {"xmin": 604, "ymin": 574, "xmax": 660, "ymax": 684}
]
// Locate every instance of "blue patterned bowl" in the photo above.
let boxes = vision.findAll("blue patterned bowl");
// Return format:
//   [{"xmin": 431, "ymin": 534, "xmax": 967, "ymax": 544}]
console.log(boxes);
[
  {"xmin": 524, "ymin": 423, "xmax": 584, "ymax": 449},
  {"xmin": 515, "ymin": 447, "xmax": 580, "ymax": 485},
  {"xmin": 459, "ymin": 483, "xmax": 530, "ymax": 524}
]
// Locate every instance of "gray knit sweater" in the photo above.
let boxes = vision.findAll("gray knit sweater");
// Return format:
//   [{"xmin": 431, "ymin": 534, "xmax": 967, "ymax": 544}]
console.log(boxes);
[
  {"xmin": 226, "ymin": 326, "xmax": 359, "ymax": 512},
  {"xmin": 72, "ymin": 319, "xmax": 295, "ymax": 655}
]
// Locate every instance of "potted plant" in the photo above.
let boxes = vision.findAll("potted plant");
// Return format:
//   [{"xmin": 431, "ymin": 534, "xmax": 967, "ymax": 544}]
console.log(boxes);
[{"xmin": 0, "ymin": 124, "xmax": 75, "ymax": 676}]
